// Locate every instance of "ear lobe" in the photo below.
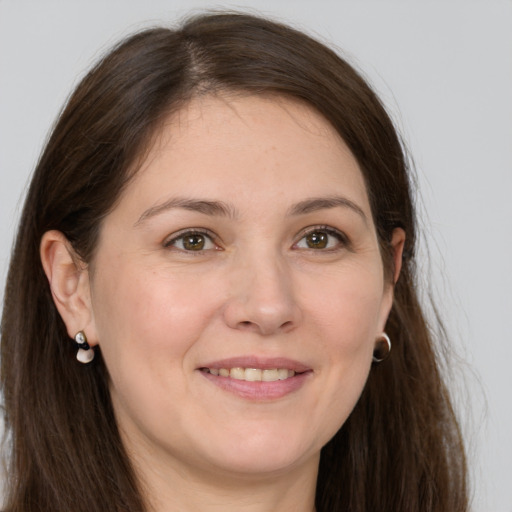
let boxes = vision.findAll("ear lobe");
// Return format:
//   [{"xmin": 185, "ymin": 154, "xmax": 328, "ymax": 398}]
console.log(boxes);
[{"xmin": 40, "ymin": 230, "xmax": 96, "ymax": 345}]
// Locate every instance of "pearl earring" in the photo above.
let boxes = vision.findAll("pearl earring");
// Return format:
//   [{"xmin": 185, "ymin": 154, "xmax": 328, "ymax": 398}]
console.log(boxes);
[{"xmin": 74, "ymin": 330, "xmax": 95, "ymax": 364}]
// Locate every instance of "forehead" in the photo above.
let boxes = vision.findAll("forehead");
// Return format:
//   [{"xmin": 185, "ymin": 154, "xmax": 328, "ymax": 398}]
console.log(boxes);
[{"xmin": 120, "ymin": 93, "xmax": 370, "ymax": 219}]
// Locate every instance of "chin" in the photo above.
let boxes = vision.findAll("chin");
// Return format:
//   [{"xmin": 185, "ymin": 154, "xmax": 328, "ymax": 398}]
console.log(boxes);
[
  {"xmin": 208, "ymin": 451, "xmax": 315, "ymax": 478},
  {"xmin": 194, "ymin": 427, "xmax": 321, "ymax": 477}
]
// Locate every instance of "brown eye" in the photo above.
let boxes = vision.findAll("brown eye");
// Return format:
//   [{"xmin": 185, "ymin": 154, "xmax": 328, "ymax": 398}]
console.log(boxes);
[
  {"xmin": 182, "ymin": 234, "xmax": 206, "ymax": 251},
  {"xmin": 295, "ymin": 228, "xmax": 346, "ymax": 250},
  {"xmin": 305, "ymin": 232, "xmax": 328, "ymax": 249},
  {"xmin": 166, "ymin": 231, "xmax": 216, "ymax": 252}
]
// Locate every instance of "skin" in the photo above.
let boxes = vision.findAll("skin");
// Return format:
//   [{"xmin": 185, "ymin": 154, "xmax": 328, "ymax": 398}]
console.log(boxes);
[{"xmin": 41, "ymin": 94, "xmax": 404, "ymax": 512}]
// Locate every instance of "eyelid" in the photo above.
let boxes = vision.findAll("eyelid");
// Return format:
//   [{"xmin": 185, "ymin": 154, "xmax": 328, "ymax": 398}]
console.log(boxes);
[
  {"xmin": 163, "ymin": 228, "xmax": 220, "ymax": 250},
  {"xmin": 293, "ymin": 225, "xmax": 350, "ymax": 250}
]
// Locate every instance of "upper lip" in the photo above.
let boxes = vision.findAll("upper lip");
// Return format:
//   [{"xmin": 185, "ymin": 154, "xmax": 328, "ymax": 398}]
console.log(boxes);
[{"xmin": 198, "ymin": 356, "xmax": 311, "ymax": 373}]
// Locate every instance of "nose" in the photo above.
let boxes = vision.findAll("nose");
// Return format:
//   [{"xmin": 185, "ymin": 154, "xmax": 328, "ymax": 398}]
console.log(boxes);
[{"xmin": 222, "ymin": 252, "xmax": 302, "ymax": 336}]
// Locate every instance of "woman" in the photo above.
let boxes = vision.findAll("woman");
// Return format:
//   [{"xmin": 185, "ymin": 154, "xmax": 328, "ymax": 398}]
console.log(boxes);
[{"xmin": 0, "ymin": 12, "xmax": 468, "ymax": 512}]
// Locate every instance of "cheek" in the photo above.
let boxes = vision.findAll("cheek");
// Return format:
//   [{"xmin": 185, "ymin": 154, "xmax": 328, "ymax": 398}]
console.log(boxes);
[
  {"xmin": 91, "ymin": 261, "xmax": 223, "ymax": 365},
  {"xmin": 301, "ymin": 261, "xmax": 385, "ymax": 349},
  {"xmin": 298, "ymin": 263, "xmax": 384, "ymax": 429},
  {"xmin": 89, "ymin": 259, "xmax": 224, "ymax": 435}
]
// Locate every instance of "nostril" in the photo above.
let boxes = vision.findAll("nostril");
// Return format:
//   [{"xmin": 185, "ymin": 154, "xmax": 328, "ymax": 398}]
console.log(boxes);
[
  {"xmin": 236, "ymin": 319, "xmax": 295, "ymax": 334},
  {"xmin": 280, "ymin": 320, "xmax": 294, "ymax": 331}
]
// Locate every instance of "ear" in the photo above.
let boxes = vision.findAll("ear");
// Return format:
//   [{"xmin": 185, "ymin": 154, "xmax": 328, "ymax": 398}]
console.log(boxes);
[
  {"xmin": 40, "ymin": 230, "xmax": 97, "ymax": 346},
  {"xmin": 390, "ymin": 227, "xmax": 406, "ymax": 285},
  {"xmin": 378, "ymin": 227, "xmax": 406, "ymax": 331}
]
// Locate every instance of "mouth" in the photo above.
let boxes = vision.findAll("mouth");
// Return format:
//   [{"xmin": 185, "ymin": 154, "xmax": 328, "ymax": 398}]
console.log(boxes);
[
  {"xmin": 198, "ymin": 358, "xmax": 312, "ymax": 400},
  {"xmin": 201, "ymin": 367, "xmax": 298, "ymax": 381}
]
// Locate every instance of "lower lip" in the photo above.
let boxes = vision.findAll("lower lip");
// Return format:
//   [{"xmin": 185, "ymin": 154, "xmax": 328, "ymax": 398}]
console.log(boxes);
[{"xmin": 199, "ymin": 370, "xmax": 312, "ymax": 400}]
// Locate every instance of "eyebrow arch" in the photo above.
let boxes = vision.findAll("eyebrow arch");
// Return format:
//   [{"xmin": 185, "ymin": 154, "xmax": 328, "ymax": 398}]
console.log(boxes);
[
  {"xmin": 288, "ymin": 196, "xmax": 367, "ymax": 223},
  {"xmin": 135, "ymin": 197, "xmax": 237, "ymax": 226}
]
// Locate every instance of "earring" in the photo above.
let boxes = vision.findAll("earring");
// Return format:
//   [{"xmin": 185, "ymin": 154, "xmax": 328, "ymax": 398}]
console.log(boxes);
[
  {"xmin": 74, "ymin": 330, "xmax": 95, "ymax": 364},
  {"xmin": 372, "ymin": 333, "xmax": 391, "ymax": 363}
]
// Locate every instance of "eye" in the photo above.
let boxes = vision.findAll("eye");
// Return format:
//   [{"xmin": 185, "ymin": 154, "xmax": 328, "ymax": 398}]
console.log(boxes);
[
  {"xmin": 294, "ymin": 227, "xmax": 347, "ymax": 250},
  {"xmin": 164, "ymin": 230, "xmax": 217, "ymax": 252}
]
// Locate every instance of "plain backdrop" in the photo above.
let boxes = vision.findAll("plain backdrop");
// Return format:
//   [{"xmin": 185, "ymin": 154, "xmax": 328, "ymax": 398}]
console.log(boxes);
[{"xmin": 0, "ymin": 1, "xmax": 511, "ymax": 510}]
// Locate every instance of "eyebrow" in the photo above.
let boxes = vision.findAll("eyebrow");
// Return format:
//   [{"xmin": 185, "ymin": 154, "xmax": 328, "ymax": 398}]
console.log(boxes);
[
  {"xmin": 287, "ymin": 196, "xmax": 367, "ymax": 223},
  {"xmin": 135, "ymin": 197, "xmax": 238, "ymax": 226},
  {"xmin": 135, "ymin": 194, "xmax": 367, "ymax": 226}
]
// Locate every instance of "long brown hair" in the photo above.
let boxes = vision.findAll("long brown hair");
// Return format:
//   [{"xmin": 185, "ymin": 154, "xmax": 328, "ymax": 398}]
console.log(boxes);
[{"xmin": 1, "ymin": 12, "xmax": 467, "ymax": 511}]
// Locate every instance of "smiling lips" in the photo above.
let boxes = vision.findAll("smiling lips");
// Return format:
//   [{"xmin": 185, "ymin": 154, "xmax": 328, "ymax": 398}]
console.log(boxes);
[
  {"xmin": 199, "ymin": 358, "xmax": 312, "ymax": 400},
  {"xmin": 202, "ymin": 367, "xmax": 296, "ymax": 382}
]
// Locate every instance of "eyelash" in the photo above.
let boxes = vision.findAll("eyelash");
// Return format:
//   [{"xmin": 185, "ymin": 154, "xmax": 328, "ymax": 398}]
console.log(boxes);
[
  {"xmin": 293, "ymin": 225, "xmax": 349, "ymax": 252},
  {"xmin": 163, "ymin": 228, "xmax": 219, "ymax": 253},
  {"xmin": 163, "ymin": 225, "xmax": 349, "ymax": 253}
]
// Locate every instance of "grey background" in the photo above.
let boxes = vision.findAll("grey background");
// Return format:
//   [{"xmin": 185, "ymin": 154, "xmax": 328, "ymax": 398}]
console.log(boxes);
[{"xmin": 1, "ymin": 1, "xmax": 511, "ymax": 510}]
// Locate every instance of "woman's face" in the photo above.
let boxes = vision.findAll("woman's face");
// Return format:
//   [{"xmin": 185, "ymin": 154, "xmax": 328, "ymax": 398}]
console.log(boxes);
[{"xmin": 86, "ymin": 94, "xmax": 398, "ymax": 479}]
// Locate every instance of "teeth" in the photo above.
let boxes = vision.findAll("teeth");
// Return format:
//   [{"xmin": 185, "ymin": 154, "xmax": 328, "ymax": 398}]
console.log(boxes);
[
  {"xmin": 206, "ymin": 367, "xmax": 297, "ymax": 381},
  {"xmin": 244, "ymin": 368, "xmax": 262, "ymax": 381},
  {"xmin": 262, "ymin": 369, "xmax": 279, "ymax": 382},
  {"xmin": 230, "ymin": 367, "xmax": 245, "ymax": 380}
]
